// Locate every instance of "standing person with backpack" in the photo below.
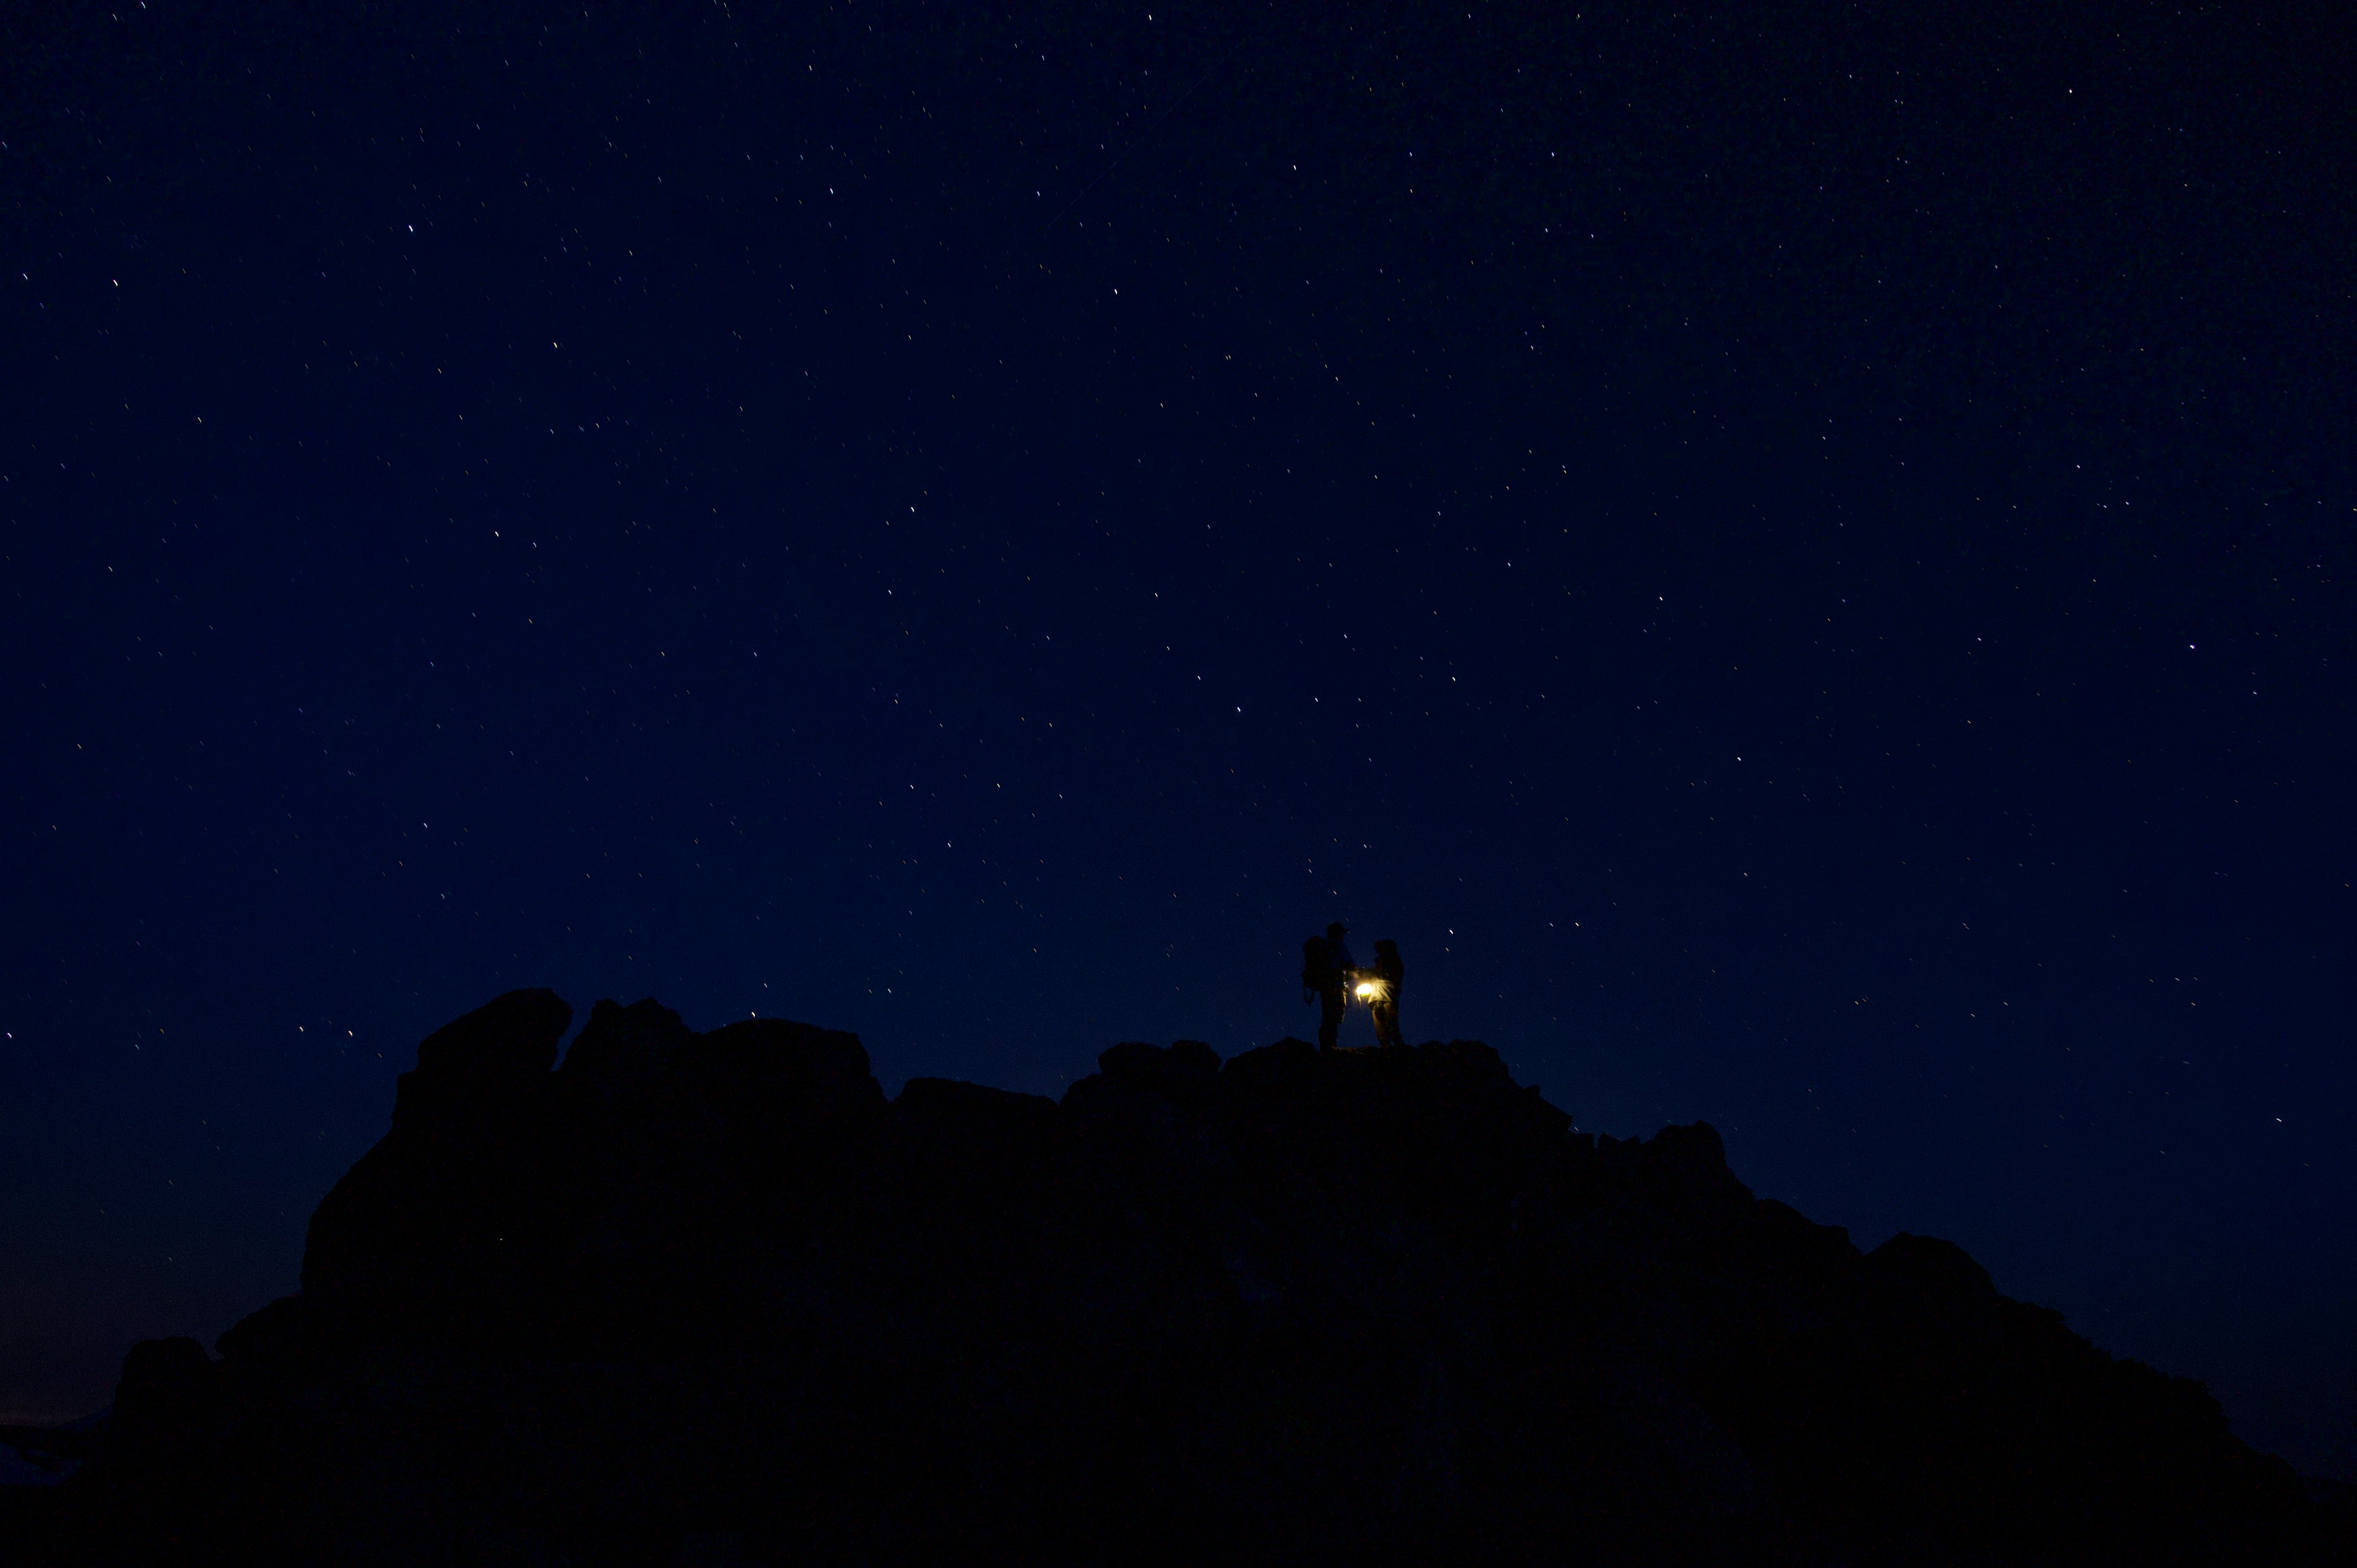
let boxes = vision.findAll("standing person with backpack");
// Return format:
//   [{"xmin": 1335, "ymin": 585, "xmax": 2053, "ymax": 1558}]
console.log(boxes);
[{"xmin": 1302, "ymin": 921, "xmax": 1355, "ymax": 1049}]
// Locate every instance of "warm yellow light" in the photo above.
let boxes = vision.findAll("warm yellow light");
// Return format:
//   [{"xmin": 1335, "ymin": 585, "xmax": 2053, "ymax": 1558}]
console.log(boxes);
[{"xmin": 1355, "ymin": 981, "xmax": 1379, "ymax": 1000}]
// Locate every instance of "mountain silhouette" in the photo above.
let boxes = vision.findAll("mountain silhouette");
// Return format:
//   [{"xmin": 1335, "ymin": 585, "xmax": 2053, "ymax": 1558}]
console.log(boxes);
[{"xmin": 6, "ymin": 989, "xmax": 2349, "ymax": 1565}]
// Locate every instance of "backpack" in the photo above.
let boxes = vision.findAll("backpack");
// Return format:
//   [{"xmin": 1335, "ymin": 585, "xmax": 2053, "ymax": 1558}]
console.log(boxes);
[{"xmin": 1300, "ymin": 935, "xmax": 1332, "ymax": 990}]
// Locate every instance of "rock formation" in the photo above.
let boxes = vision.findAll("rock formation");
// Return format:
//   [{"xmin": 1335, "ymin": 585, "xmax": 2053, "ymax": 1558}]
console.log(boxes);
[{"xmin": 7, "ymin": 989, "xmax": 2348, "ymax": 1564}]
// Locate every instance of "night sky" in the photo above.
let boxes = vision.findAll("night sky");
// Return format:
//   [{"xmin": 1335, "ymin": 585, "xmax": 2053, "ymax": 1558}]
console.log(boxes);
[{"xmin": 5, "ymin": 0, "xmax": 2352, "ymax": 1479}]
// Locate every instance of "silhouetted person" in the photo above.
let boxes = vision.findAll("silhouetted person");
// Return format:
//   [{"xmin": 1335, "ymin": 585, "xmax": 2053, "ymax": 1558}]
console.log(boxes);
[
  {"xmin": 1370, "ymin": 938, "xmax": 1405, "ymax": 1047},
  {"xmin": 1306, "ymin": 921, "xmax": 1354, "ymax": 1049}
]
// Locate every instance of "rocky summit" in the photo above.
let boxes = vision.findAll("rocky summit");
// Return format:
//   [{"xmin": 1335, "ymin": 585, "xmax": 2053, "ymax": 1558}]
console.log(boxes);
[{"xmin": 7, "ymin": 989, "xmax": 2349, "ymax": 1565}]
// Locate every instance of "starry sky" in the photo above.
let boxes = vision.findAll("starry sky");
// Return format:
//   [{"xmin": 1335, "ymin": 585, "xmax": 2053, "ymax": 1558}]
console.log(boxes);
[{"xmin": 4, "ymin": 0, "xmax": 2353, "ymax": 1478}]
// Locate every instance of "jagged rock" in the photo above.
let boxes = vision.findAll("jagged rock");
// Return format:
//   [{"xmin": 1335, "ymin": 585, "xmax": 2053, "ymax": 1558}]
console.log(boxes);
[
  {"xmin": 15, "ymin": 993, "xmax": 2348, "ymax": 1567},
  {"xmin": 391, "ymin": 986, "xmax": 573, "ymax": 1137},
  {"xmin": 557, "ymin": 995, "xmax": 695, "ymax": 1097},
  {"xmin": 301, "ymin": 989, "xmax": 574, "ymax": 1327},
  {"xmin": 107, "ymin": 1338, "xmax": 223, "ymax": 1459},
  {"xmin": 1869, "ymin": 1231, "xmax": 1999, "ymax": 1299}
]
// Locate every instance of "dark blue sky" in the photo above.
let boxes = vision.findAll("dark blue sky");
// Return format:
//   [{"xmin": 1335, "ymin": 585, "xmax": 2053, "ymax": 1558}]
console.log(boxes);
[{"xmin": 5, "ymin": 0, "xmax": 2352, "ymax": 1478}]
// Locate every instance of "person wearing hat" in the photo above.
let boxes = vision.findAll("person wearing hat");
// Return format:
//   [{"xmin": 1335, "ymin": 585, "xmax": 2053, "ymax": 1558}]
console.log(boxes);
[{"xmin": 1314, "ymin": 921, "xmax": 1356, "ymax": 1049}]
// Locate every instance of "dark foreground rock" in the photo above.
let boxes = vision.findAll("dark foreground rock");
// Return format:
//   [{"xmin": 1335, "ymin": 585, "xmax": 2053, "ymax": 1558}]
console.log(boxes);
[{"xmin": 8, "ymin": 989, "xmax": 2348, "ymax": 1565}]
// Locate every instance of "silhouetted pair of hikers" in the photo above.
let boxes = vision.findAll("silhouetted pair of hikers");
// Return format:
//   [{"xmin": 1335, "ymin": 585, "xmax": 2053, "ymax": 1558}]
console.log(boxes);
[{"xmin": 1299, "ymin": 922, "xmax": 1404, "ymax": 1049}]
